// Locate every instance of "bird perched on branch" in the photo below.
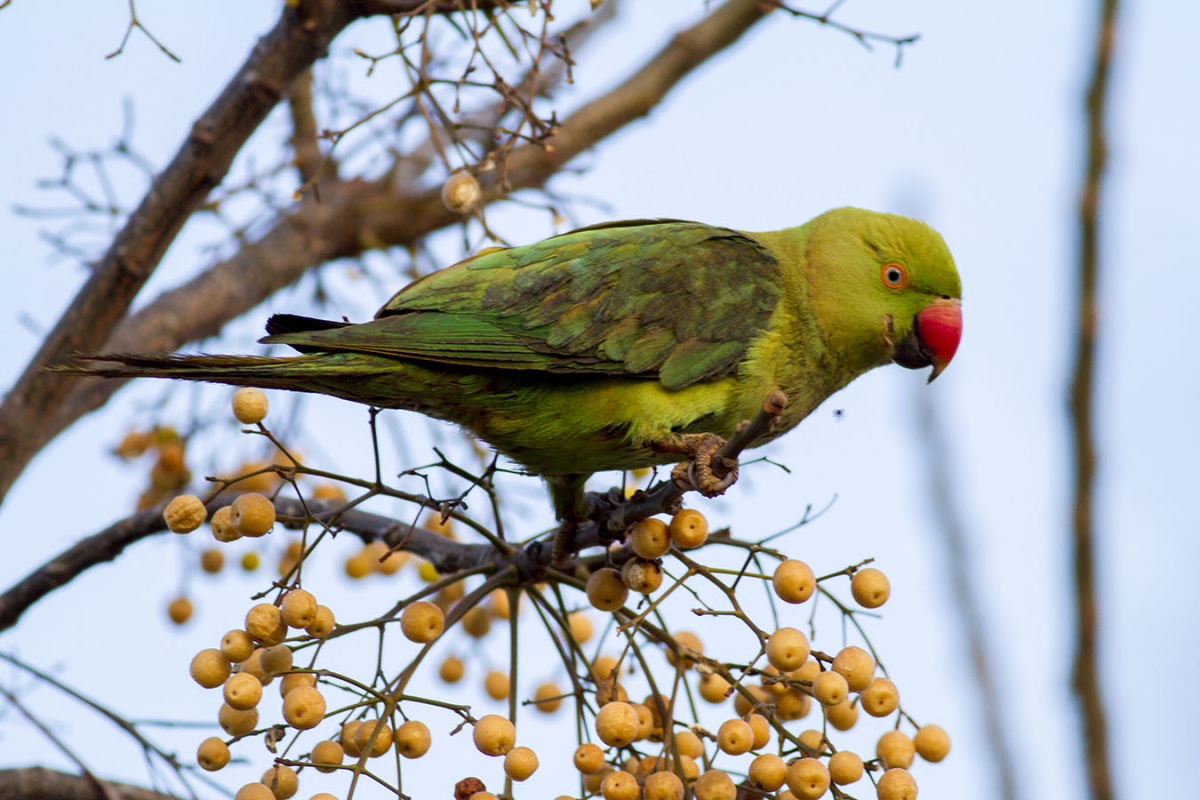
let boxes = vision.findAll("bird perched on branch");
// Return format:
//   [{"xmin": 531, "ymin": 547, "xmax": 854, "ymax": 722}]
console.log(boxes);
[{"xmin": 71, "ymin": 207, "xmax": 962, "ymax": 519}]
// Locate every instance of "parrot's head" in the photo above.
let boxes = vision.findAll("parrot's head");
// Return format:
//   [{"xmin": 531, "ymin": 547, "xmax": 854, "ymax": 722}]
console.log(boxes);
[{"xmin": 805, "ymin": 207, "xmax": 962, "ymax": 383}]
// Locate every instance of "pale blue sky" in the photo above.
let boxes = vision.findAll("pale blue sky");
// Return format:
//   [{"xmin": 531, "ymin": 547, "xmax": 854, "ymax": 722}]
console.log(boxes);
[{"xmin": 1, "ymin": 2, "xmax": 1196, "ymax": 799}]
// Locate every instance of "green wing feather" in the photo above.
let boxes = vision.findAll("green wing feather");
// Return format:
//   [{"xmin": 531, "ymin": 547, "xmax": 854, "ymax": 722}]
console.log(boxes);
[{"xmin": 261, "ymin": 221, "xmax": 782, "ymax": 391}]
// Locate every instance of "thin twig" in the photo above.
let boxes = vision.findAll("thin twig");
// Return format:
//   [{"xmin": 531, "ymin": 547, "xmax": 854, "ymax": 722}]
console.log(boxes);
[{"xmin": 1069, "ymin": 1, "xmax": 1119, "ymax": 798}]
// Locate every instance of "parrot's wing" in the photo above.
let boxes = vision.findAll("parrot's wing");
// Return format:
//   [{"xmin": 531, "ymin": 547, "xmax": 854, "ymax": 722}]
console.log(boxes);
[{"xmin": 262, "ymin": 221, "xmax": 782, "ymax": 390}]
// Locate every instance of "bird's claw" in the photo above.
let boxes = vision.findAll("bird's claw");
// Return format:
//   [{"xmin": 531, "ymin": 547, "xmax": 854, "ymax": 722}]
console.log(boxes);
[{"xmin": 668, "ymin": 432, "xmax": 739, "ymax": 497}]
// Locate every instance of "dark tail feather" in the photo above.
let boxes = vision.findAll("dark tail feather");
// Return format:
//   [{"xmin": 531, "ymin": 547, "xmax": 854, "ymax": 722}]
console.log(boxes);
[{"xmin": 263, "ymin": 314, "xmax": 351, "ymax": 354}]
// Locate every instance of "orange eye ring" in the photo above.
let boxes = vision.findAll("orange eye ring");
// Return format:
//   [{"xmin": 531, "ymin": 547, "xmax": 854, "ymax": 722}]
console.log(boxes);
[{"xmin": 881, "ymin": 263, "xmax": 908, "ymax": 289}]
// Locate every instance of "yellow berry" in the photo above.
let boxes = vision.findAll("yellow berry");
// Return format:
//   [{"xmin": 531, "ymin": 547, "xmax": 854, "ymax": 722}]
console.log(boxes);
[
  {"xmin": 441, "ymin": 170, "xmax": 482, "ymax": 214},
  {"xmin": 601, "ymin": 769, "xmax": 639, "ymax": 800},
  {"xmin": 311, "ymin": 739, "xmax": 344, "ymax": 772},
  {"xmin": 458, "ymin": 605, "xmax": 490, "ymax": 639},
  {"xmin": 698, "ymin": 671, "xmax": 732, "ymax": 704},
  {"xmin": 400, "ymin": 601, "xmax": 444, "ymax": 643},
  {"xmin": 356, "ymin": 720, "xmax": 393, "ymax": 758},
  {"xmin": 305, "ymin": 605, "xmax": 335, "ymax": 638},
  {"xmin": 574, "ymin": 742, "xmax": 606, "ymax": 774},
  {"xmin": 831, "ymin": 646, "xmax": 875, "ymax": 692},
  {"xmin": 766, "ymin": 626, "xmax": 811, "ymax": 671},
  {"xmin": 311, "ymin": 482, "xmax": 347, "ymax": 503},
  {"xmin": 532, "ymin": 681, "xmax": 563, "ymax": 713},
  {"xmin": 748, "ymin": 753, "xmax": 786, "ymax": 791},
  {"xmin": 218, "ymin": 703, "xmax": 258, "ymax": 736},
  {"xmin": 200, "ymin": 547, "xmax": 225, "ymax": 574},
  {"xmin": 339, "ymin": 721, "xmax": 363, "ymax": 757},
  {"xmin": 394, "ymin": 719, "xmax": 431, "ymax": 758},
  {"xmin": 488, "ymin": 588, "xmax": 512, "ymax": 619},
  {"xmin": 746, "ymin": 712, "xmax": 770, "ymax": 748},
  {"xmin": 860, "ymin": 677, "xmax": 900, "ymax": 718},
  {"xmin": 280, "ymin": 589, "xmax": 317, "ymax": 629},
  {"xmin": 484, "ymin": 670, "xmax": 510, "ymax": 700},
  {"xmin": 643, "ymin": 770, "xmax": 685, "ymax": 800},
  {"xmin": 282, "ymin": 685, "xmax": 325, "ymax": 730},
  {"xmin": 772, "ymin": 559, "xmax": 816, "ymax": 603},
  {"xmin": 190, "ymin": 648, "xmax": 232, "ymax": 689},
  {"xmin": 914, "ymin": 723, "xmax": 951, "ymax": 762},
  {"xmin": 279, "ymin": 671, "xmax": 315, "ymax": 697},
  {"xmin": 693, "ymin": 769, "xmax": 736, "ymax": 800},
  {"xmin": 665, "ymin": 630, "xmax": 703, "ymax": 669},
  {"xmin": 232, "ymin": 387, "xmax": 269, "ymax": 425},
  {"xmin": 197, "ymin": 736, "xmax": 230, "ymax": 771},
  {"xmin": 595, "ymin": 701, "xmax": 639, "ymax": 747},
  {"xmin": 568, "ymin": 611, "xmax": 594, "ymax": 644},
  {"xmin": 785, "ymin": 757, "xmax": 830, "ymax": 800},
  {"xmin": 260, "ymin": 764, "xmax": 298, "ymax": 799},
  {"xmin": 223, "ymin": 672, "xmax": 263, "ymax": 711},
  {"xmin": 167, "ymin": 596, "xmax": 193, "ymax": 625},
  {"xmin": 628, "ymin": 517, "xmax": 671, "ymax": 558},
  {"xmin": 732, "ymin": 684, "xmax": 768, "ymax": 718},
  {"xmin": 260, "ymin": 645, "xmax": 293, "ymax": 676},
  {"xmin": 344, "ymin": 551, "xmax": 370, "ymax": 579},
  {"xmin": 165, "ymin": 494, "xmax": 207, "ymax": 533},
  {"xmin": 473, "ymin": 714, "xmax": 515, "ymax": 756},
  {"xmin": 212, "ymin": 505, "xmax": 241, "ymax": 542},
  {"xmin": 232, "ymin": 493, "xmax": 275, "ymax": 537},
  {"xmin": 798, "ymin": 728, "xmax": 825, "ymax": 755},
  {"xmin": 828, "ymin": 749, "xmax": 863, "ymax": 785},
  {"xmin": 668, "ymin": 508, "xmax": 708, "ymax": 548},
  {"xmin": 587, "ymin": 568, "xmax": 628, "ymax": 611},
  {"xmin": 776, "ymin": 687, "xmax": 813, "ymax": 721},
  {"xmin": 439, "ymin": 655, "xmax": 465, "ymax": 683},
  {"xmin": 825, "ymin": 699, "xmax": 859, "ymax": 731},
  {"xmin": 504, "ymin": 745, "xmax": 539, "ymax": 781},
  {"xmin": 812, "ymin": 670, "xmax": 849, "ymax": 706},
  {"xmin": 851, "ymin": 567, "xmax": 890, "ymax": 608},
  {"xmin": 235, "ymin": 783, "xmax": 275, "ymax": 800},
  {"xmin": 876, "ymin": 768, "xmax": 918, "ymax": 800},
  {"xmin": 240, "ymin": 550, "xmax": 259, "ymax": 571},
  {"xmin": 245, "ymin": 603, "xmax": 287, "ymax": 646},
  {"xmin": 715, "ymin": 718, "xmax": 753, "ymax": 755},
  {"xmin": 620, "ymin": 557, "xmax": 663, "ymax": 594},
  {"xmin": 876, "ymin": 730, "xmax": 916, "ymax": 769},
  {"xmin": 114, "ymin": 429, "xmax": 153, "ymax": 459}
]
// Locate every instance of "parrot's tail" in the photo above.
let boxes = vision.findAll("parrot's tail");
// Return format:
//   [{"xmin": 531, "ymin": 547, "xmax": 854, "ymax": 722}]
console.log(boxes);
[{"xmin": 57, "ymin": 351, "xmax": 404, "ymax": 403}]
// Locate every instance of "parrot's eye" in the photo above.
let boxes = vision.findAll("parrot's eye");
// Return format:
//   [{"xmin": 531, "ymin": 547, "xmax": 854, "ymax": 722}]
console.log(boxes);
[{"xmin": 881, "ymin": 263, "xmax": 908, "ymax": 289}]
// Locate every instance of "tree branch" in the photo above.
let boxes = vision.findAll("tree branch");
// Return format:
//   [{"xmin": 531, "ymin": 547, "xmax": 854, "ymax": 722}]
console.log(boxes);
[
  {"xmin": 0, "ymin": 768, "xmax": 181, "ymax": 800},
  {"xmin": 1070, "ymin": 1, "xmax": 1119, "ymax": 798}
]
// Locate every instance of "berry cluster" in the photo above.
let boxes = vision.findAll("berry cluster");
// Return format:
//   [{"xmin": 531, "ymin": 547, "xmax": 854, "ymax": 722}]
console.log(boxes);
[{"xmin": 156, "ymin": 387, "xmax": 950, "ymax": 800}]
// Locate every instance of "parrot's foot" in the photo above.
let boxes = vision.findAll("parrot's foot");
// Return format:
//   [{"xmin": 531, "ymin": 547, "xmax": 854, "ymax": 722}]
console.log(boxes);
[{"xmin": 661, "ymin": 432, "xmax": 739, "ymax": 498}]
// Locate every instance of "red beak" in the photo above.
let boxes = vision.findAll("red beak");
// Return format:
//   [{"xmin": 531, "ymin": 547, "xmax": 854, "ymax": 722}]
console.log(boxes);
[{"xmin": 917, "ymin": 298, "xmax": 962, "ymax": 381}]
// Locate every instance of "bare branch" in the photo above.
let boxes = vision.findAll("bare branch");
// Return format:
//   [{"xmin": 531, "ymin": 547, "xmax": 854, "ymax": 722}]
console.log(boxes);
[
  {"xmin": 0, "ymin": 768, "xmax": 181, "ymax": 800},
  {"xmin": 1070, "ymin": 1, "xmax": 1119, "ymax": 798},
  {"xmin": 105, "ymin": 0, "xmax": 181, "ymax": 63}
]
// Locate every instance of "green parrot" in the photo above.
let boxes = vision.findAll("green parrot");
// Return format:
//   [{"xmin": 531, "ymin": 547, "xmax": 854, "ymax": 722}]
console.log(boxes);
[{"xmin": 75, "ymin": 207, "xmax": 962, "ymax": 517}]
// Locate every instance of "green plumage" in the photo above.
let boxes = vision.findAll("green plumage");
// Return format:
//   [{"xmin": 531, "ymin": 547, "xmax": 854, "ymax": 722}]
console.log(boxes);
[{"xmin": 75, "ymin": 207, "xmax": 962, "ymax": 487}]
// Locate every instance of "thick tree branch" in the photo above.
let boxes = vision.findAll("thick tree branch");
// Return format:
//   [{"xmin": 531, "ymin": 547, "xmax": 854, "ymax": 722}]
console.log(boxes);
[
  {"xmin": 18, "ymin": 0, "xmax": 775, "ymax": 499},
  {"xmin": 0, "ymin": 768, "xmax": 181, "ymax": 800},
  {"xmin": 1070, "ymin": 1, "xmax": 1118, "ymax": 798}
]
